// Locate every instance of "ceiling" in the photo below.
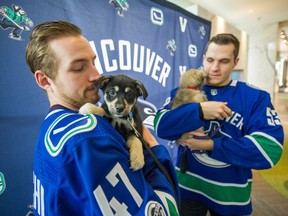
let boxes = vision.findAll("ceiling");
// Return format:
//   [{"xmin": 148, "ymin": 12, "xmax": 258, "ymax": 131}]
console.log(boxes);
[{"xmin": 185, "ymin": 0, "xmax": 288, "ymax": 33}]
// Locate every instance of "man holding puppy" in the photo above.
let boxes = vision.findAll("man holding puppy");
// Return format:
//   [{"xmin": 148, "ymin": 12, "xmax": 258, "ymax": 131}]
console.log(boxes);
[
  {"xmin": 26, "ymin": 20, "xmax": 179, "ymax": 215},
  {"xmin": 154, "ymin": 33, "xmax": 284, "ymax": 216}
]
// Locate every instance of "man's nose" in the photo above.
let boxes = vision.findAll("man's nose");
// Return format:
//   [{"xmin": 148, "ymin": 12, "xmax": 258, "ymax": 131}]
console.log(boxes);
[
  {"xmin": 89, "ymin": 66, "xmax": 101, "ymax": 81},
  {"xmin": 211, "ymin": 61, "xmax": 220, "ymax": 70}
]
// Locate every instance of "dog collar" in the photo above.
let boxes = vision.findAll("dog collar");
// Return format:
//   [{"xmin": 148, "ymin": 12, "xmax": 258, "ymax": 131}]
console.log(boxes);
[
  {"xmin": 127, "ymin": 111, "xmax": 141, "ymax": 138},
  {"xmin": 127, "ymin": 111, "xmax": 135, "ymax": 126},
  {"xmin": 185, "ymin": 86, "xmax": 197, "ymax": 90},
  {"xmin": 128, "ymin": 111, "xmax": 134, "ymax": 119}
]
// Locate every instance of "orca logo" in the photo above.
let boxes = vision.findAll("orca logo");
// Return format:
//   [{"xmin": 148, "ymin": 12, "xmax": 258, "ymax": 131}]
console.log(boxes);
[
  {"xmin": 151, "ymin": 7, "xmax": 164, "ymax": 26},
  {"xmin": 193, "ymin": 121, "xmax": 231, "ymax": 168},
  {"xmin": 0, "ymin": 172, "xmax": 6, "ymax": 195},
  {"xmin": 136, "ymin": 98, "xmax": 158, "ymax": 130},
  {"xmin": 145, "ymin": 201, "xmax": 166, "ymax": 216},
  {"xmin": 188, "ymin": 44, "xmax": 197, "ymax": 57},
  {"xmin": 45, "ymin": 113, "xmax": 97, "ymax": 157}
]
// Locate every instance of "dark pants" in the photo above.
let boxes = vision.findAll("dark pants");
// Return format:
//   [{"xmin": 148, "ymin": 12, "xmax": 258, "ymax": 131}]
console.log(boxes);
[{"xmin": 180, "ymin": 198, "xmax": 249, "ymax": 216}]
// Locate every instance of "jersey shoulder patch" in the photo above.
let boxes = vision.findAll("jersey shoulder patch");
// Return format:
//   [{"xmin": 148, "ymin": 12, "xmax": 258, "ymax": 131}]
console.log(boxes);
[{"xmin": 44, "ymin": 113, "xmax": 97, "ymax": 157}]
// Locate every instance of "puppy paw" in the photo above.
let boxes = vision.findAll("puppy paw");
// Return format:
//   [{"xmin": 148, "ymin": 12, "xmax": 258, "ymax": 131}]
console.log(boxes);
[
  {"xmin": 79, "ymin": 103, "xmax": 105, "ymax": 116},
  {"xmin": 130, "ymin": 151, "xmax": 145, "ymax": 171},
  {"xmin": 127, "ymin": 136, "xmax": 145, "ymax": 171}
]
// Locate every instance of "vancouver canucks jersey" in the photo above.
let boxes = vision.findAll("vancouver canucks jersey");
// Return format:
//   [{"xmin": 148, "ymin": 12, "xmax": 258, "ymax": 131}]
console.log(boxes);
[
  {"xmin": 33, "ymin": 106, "xmax": 179, "ymax": 216},
  {"xmin": 154, "ymin": 80, "xmax": 284, "ymax": 215}
]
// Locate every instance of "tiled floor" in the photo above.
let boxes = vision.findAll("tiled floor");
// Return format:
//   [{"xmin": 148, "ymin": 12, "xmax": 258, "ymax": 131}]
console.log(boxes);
[
  {"xmin": 251, "ymin": 91, "xmax": 288, "ymax": 216},
  {"xmin": 251, "ymin": 170, "xmax": 288, "ymax": 216}
]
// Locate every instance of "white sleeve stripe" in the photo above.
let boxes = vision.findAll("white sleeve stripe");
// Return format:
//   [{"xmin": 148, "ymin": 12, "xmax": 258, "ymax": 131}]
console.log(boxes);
[
  {"xmin": 154, "ymin": 109, "xmax": 168, "ymax": 136},
  {"xmin": 245, "ymin": 135, "xmax": 274, "ymax": 167}
]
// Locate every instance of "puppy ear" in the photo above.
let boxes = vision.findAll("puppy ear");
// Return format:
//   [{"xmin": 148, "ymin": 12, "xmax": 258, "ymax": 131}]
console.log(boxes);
[
  {"xmin": 94, "ymin": 76, "xmax": 111, "ymax": 91},
  {"xmin": 135, "ymin": 80, "xmax": 148, "ymax": 100},
  {"xmin": 203, "ymin": 71, "xmax": 208, "ymax": 78}
]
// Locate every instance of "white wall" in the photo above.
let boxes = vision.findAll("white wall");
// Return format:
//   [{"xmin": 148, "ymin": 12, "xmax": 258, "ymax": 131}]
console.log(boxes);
[{"xmin": 247, "ymin": 24, "xmax": 278, "ymax": 102}]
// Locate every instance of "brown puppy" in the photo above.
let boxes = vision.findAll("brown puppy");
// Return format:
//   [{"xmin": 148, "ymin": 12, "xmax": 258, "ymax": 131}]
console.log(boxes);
[{"xmin": 171, "ymin": 69, "xmax": 208, "ymax": 137}]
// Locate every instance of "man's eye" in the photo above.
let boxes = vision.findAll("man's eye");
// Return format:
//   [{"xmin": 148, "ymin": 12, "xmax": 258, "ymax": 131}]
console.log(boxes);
[
  {"xmin": 72, "ymin": 65, "xmax": 86, "ymax": 72},
  {"xmin": 73, "ymin": 67, "xmax": 84, "ymax": 72},
  {"xmin": 109, "ymin": 89, "xmax": 116, "ymax": 97},
  {"xmin": 72, "ymin": 63, "xmax": 87, "ymax": 72},
  {"xmin": 221, "ymin": 59, "xmax": 230, "ymax": 64}
]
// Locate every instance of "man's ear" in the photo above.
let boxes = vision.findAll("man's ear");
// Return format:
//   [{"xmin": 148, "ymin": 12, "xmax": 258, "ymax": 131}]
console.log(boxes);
[
  {"xmin": 234, "ymin": 57, "xmax": 240, "ymax": 68},
  {"xmin": 34, "ymin": 70, "xmax": 51, "ymax": 90}
]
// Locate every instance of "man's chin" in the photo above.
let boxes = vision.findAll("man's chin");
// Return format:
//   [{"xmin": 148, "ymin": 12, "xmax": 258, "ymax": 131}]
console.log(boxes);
[
  {"xmin": 86, "ymin": 93, "xmax": 100, "ymax": 103},
  {"xmin": 206, "ymin": 79, "xmax": 220, "ymax": 86},
  {"xmin": 91, "ymin": 98, "xmax": 100, "ymax": 104},
  {"xmin": 206, "ymin": 81, "xmax": 216, "ymax": 86}
]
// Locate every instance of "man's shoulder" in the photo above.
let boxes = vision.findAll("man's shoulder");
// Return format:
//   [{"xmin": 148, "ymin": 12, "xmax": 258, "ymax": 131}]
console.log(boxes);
[
  {"xmin": 232, "ymin": 81, "xmax": 272, "ymax": 107},
  {"xmin": 42, "ymin": 110, "xmax": 111, "ymax": 157},
  {"xmin": 34, "ymin": 111, "xmax": 122, "ymax": 184},
  {"xmin": 234, "ymin": 81, "xmax": 266, "ymax": 92}
]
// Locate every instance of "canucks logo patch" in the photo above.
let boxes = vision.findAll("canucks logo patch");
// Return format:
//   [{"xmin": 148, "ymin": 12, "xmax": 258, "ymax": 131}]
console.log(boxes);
[
  {"xmin": 149, "ymin": 190, "xmax": 179, "ymax": 216},
  {"xmin": 145, "ymin": 201, "xmax": 166, "ymax": 216},
  {"xmin": 45, "ymin": 113, "xmax": 97, "ymax": 157},
  {"xmin": 193, "ymin": 121, "xmax": 231, "ymax": 168}
]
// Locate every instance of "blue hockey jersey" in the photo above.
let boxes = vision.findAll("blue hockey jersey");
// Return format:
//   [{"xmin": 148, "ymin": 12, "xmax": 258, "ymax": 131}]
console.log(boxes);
[
  {"xmin": 154, "ymin": 80, "xmax": 284, "ymax": 215},
  {"xmin": 32, "ymin": 106, "xmax": 179, "ymax": 216}
]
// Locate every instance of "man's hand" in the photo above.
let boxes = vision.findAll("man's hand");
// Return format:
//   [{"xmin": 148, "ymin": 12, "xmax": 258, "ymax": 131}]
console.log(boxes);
[
  {"xmin": 177, "ymin": 131, "xmax": 214, "ymax": 151},
  {"xmin": 200, "ymin": 101, "xmax": 232, "ymax": 120},
  {"xmin": 142, "ymin": 126, "xmax": 158, "ymax": 148}
]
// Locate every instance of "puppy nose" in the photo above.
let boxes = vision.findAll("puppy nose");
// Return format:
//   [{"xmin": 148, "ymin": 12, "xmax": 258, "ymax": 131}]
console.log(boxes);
[{"xmin": 116, "ymin": 106, "xmax": 124, "ymax": 113}]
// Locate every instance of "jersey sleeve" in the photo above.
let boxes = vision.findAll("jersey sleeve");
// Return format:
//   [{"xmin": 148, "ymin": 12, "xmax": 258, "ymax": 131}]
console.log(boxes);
[
  {"xmin": 57, "ymin": 132, "xmax": 179, "ymax": 215},
  {"xmin": 142, "ymin": 145, "xmax": 180, "ymax": 206},
  {"xmin": 154, "ymin": 95, "xmax": 204, "ymax": 141},
  {"xmin": 210, "ymin": 92, "xmax": 284, "ymax": 169}
]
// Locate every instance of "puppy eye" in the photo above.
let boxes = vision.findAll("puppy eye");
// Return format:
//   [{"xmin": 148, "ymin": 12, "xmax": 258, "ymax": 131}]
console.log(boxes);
[
  {"xmin": 108, "ymin": 89, "xmax": 116, "ymax": 97},
  {"xmin": 126, "ymin": 91, "xmax": 134, "ymax": 99}
]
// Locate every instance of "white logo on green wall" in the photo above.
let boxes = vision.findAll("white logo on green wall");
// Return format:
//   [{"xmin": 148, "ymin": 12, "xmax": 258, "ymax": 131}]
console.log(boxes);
[{"xmin": 0, "ymin": 172, "xmax": 6, "ymax": 195}]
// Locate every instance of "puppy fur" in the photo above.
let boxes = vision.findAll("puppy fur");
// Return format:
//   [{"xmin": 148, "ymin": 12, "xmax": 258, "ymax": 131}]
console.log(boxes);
[
  {"xmin": 79, "ymin": 74, "xmax": 148, "ymax": 171},
  {"xmin": 171, "ymin": 69, "xmax": 208, "ymax": 138}
]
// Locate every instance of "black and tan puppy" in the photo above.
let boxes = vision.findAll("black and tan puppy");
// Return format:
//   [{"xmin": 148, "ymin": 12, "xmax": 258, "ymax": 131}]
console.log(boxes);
[{"xmin": 80, "ymin": 74, "xmax": 148, "ymax": 171}]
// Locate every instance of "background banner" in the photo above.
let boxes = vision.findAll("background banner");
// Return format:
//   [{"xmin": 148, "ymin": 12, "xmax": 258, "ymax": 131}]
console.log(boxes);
[{"xmin": 0, "ymin": 0, "xmax": 210, "ymax": 214}]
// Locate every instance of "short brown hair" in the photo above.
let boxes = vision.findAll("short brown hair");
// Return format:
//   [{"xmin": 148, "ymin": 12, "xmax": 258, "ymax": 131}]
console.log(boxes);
[
  {"xmin": 25, "ymin": 20, "xmax": 82, "ymax": 79},
  {"xmin": 205, "ymin": 33, "xmax": 240, "ymax": 59}
]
